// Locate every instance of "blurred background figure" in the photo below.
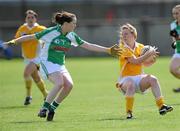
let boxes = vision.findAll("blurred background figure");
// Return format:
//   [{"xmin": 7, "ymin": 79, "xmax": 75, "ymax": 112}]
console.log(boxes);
[
  {"xmin": 169, "ymin": 4, "xmax": 180, "ymax": 92},
  {"xmin": 14, "ymin": 10, "xmax": 48, "ymax": 105}
]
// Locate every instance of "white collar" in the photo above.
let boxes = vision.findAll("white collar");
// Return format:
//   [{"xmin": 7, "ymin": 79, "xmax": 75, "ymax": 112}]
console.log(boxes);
[
  {"xmin": 24, "ymin": 23, "xmax": 39, "ymax": 29},
  {"xmin": 124, "ymin": 42, "xmax": 137, "ymax": 52}
]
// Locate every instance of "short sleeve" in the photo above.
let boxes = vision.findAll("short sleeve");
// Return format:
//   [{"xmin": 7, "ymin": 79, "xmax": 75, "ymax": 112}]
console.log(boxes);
[
  {"xmin": 35, "ymin": 26, "xmax": 58, "ymax": 40},
  {"xmin": 170, "ymin": 21, "xmax": 177, "ymax": 31},
  {"xmin": 66, "ymin": 32, "xmax": 84, "ymax": 47},
  {"xmin": 36, "ymin": 25, "xmax": 46, "ymax": 32},
  {"xmin": 15, "ymin": 26, "xmax": 23, "ymax": 38},
  {"xmin": 39, "ymin": 26, "xmax": 46, "ymax": 30}
]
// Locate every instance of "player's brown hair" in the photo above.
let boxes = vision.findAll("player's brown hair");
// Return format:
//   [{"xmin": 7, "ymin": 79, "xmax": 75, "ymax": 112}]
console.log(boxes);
[
  {"xmin": 25, "ymin": 10, "xmax": 38, "ymax": 18},
  {"xmin": 119, "ymin": 23, "xmax": 137, "ymax": 40},
  {"xmin": 173, "ymin": 4, "xmax": 180, "ymax": 10},
  {"xmin": 52, "ymin": 11, "xmax": 76, "ymax": 25}
]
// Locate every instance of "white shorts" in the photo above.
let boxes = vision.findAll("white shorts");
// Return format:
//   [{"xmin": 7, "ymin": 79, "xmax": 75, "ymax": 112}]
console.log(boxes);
[
  {"xmin": 117, "ymin": 75, "xmax": 148, "ymax": 94},
  {"xmin": 24, "ymin": 57, "xmax": 40, "ymax": 65},
  {"xmin": 172, "ymin": 53, "xmax": 180, "ymax": 59},
  {"xmin": 40, "ymin": 60, "xmax": 68, "ymax": 79}
]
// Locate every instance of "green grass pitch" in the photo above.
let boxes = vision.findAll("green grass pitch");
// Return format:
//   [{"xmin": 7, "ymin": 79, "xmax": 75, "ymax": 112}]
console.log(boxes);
[{"xmin": 0, "ymin": 57, "xmax": 179, "ymax": 131}]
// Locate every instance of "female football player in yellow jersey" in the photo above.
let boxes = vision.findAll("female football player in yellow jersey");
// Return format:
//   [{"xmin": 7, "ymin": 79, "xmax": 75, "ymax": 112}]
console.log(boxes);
[
  {"xmin": 15, "ymin": 10, "xmax": 48, "ymax": 105},
  {"xmin": 169, "ymin": 5, "xmax": 180, "ymax": 92},
  {"xmin": 116, "ymin": 23, "xmax": 173, "ymax": 119}
]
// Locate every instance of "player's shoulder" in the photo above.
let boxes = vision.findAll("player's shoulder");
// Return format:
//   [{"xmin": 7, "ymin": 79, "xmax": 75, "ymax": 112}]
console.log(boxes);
[
  {"xmin": 35, "ymin": 25, "xmax": 59, "ymax": 39},
  {"xmin": 46, "ymin": 25, "xmax": 59, "ymax": 32},
  {"xmin": 67, "ymin": 31, "xmax": 77, "ymax": 37},
  {"xmin": 66, "ymin": 31, "xmax": 80, "ymax": 40},
  {"xmin": 170, "ymin": 20, "xmax": 177, "ymax": 25},
  {"xmin": 17, "ymin": 24, "xmax": 27, "ymax": 31},
  {"xmin": 34, "ymin": 23, "xmax": 46, "ymax": 31},
  {"xmin": 136, "ymin": 42, "xmax": 144, "ymax": 49},
  {"xmin": 37, "ymin": 25, "xmax": 58, "ymax": 34},
  {"xmin": 37, "ymin": 25, "xmax": 46, "ymax": 30},
  {"xmin": 170, "ymin": 20, "xmax": 177, "ymax": 30}
]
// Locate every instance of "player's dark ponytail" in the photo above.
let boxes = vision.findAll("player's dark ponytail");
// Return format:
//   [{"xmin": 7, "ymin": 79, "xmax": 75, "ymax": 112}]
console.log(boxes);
[{"xmin": 52, "ymin": 11, "xmax": 76, "ymax": 25}]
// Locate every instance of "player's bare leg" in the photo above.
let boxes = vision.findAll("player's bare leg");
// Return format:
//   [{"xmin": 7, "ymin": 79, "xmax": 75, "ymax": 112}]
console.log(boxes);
[
  {"xmin": 170, "ymin": 57, "xmax": 180, "ymax": 79},
  {"xmin": 140, "ymin": 75, "xmax": 173, "ymax": 115},
  {"xmin": 170, "ymin": 57, "xmax": 180, "ymax": 92},
  {"xmin": 47, "ymin": 72, "xmax": 73, "ymax": 121},
  {"xmin": 23, "ymin": 63, "xmax": 35, "ymax": 105},
  {"xmin": 38, "ymin": 72, "xmax": 63, "ymax": 118}
]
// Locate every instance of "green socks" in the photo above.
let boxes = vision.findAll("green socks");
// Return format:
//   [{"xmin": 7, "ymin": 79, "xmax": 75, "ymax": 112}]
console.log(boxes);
[
  {"xmin": 49, "ymin": 101, "xmax": 59, "ymax": 112},
  {"xmin": 42, "ymin": 101, "xmax": 50, "ymax": 110}
]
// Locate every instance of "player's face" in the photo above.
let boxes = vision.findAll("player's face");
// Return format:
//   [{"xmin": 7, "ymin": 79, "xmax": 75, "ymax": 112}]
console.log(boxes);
[
  {"xmin": 121, "ymin": 28, "xmax": 135, "ymax": 45},
  {"xmin": 172, "ymin": 8, "xmax": 180, "ymax": 21},
  {"xmin": 25, "ymin": 14, "xmax": 37, "ymax": 27},
  {"xmin": 66, "ymin": 17, "xmax": 77, "ymax": 32}
]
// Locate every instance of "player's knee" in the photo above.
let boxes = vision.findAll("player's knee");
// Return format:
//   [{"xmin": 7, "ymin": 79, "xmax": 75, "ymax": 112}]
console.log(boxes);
[
  {"xmin": 66, "ymin": 82, "xmax": 73, "ymax": 91},
  {"xmin": 127, "ymin": 86, "xmax": 135, "ymax": 93},
  {"xmin": 69, "ymin": 82, "xmax": 73, "ymax": 88},
  {"xmin": 148, "ymin": 75, "xmax": 158, "ymax": 86},
  {"xmin": 24, "ymin": 71, "xmax": 31, "ymax": 79}
]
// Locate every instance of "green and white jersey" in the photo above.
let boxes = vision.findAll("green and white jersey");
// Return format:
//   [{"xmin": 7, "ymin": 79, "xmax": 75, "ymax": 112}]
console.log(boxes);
[
  {"xmin": 35, "ymin": 25, "xmax": 84, "ymax": 65},
  {"xmin": 170, "ymin": 21, "xmax": 180, "ymax": 53}
]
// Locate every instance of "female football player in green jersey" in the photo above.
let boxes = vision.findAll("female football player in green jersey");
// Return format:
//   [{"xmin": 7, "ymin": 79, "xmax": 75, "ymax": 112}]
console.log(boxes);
[
  {"xmin": 169, "ymin": 5, "xmax": 180, "ymax": 92},
  {"xmin": 5, "ymin": 11, "xmax": 121, "ymax": 121}
]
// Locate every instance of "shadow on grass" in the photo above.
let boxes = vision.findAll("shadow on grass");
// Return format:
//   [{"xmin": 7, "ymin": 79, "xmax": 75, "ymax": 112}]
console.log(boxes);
[
  {"xmin": 10, "ymin": 121, "xmax": 44, "ymax": 124},
  {"xmin": 0, "ymin": 105, "xmax": 25, "ymax": 110},
  {"xmin": 97, "ymin": 117, "xmax": 136, "ymax": 121},
  {"xmin": 9, "ymin": 120, "xmax": 58, "ymax": 124},
  {"xmin": 137, "ymin": 102, "xmax": 180, "ymax": 108},
  {"xmin": 169, "ymin": 103, "xmax": 180, "ymax": 106}
]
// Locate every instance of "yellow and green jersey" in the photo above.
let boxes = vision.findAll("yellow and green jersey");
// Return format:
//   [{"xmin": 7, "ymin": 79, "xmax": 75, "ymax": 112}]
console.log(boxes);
[
  {"xmin": 170, "ymin": 21, "xmax": 180, "ymax": 53},
  {"xmin": 118, "ymin": 42, "xmax": 144, "ymax": 77},
  {"xmin": 15, "ymin": 23, "xmax": 46, "ymax": 59},
  {"xmin": 35, "ymin": 24, "xmax": 84, "ymax": 65}
]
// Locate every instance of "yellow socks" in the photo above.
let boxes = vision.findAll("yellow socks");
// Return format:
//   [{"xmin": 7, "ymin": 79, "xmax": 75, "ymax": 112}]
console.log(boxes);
[
  {"xmin": 36, "ymin": 79, "xmax": 48, "ymax": 98},
  {"xmin": 126, "ymin": 96, "xmax": 134, "ymax": 113},
  {"xmin": 156, "ymin": 97, "xmax": 164, "ymax": 109},
  {"xmin": 25, "ymin": 79, "xmax": 32, "ymax": 97}
]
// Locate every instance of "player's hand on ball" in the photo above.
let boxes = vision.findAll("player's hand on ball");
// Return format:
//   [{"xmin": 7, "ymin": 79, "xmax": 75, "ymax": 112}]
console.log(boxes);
[
  {"xmin": 108, "ymin": 44, "xmax": 122, "ymax": 57},
  {"xmin": 141, "ymin": 45, "xmax": 159, "ymax": 67},
  {"xmin": 147, "ymin": 46, "xmax": 159, "ymax": 57}
]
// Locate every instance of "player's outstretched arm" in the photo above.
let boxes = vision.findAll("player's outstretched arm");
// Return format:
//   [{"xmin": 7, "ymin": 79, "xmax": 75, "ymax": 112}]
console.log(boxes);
[
  {"xmin": 80, "ymin": 42, "xmax": 122, "ymax": 57},
  {"xmin": 4, "ymin": 34, "xmax": 36, "ymax": 45}
]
